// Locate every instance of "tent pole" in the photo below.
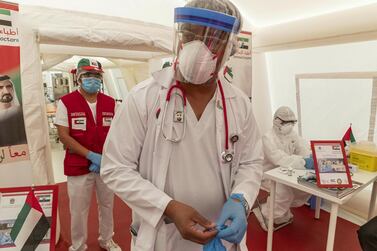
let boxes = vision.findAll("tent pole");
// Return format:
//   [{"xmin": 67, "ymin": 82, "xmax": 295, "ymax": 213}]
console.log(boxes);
[
  {"xmin": 369, "ymin": 78, "xmax": 377, "ymax": 141},
  {"xmin": 296, "ymin": 76, "xmax": 303, "ymax": 137}
]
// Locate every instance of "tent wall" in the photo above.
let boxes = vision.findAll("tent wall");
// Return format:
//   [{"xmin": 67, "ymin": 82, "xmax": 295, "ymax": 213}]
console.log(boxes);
[
  {"xmin": 20, "ymin": 26, "xmax": 54, "ymax": 185},
  {"xmin": 251, "ymin": 52, "xmax": 272, "ymax": 134},
  {"xmin": 253, "ymin": 3, "xmax": 377, "ymax": 52}
]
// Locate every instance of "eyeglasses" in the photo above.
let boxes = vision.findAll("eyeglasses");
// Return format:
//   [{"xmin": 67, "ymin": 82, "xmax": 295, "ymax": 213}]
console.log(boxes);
[{"xmin": 276, "ymin": 117, "xmax": 297, "ymax": 126}]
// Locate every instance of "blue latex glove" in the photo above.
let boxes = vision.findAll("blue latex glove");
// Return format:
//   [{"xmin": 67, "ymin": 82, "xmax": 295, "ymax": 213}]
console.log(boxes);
[
  {"xmin": 203, "ymin": 237, "xmax": 226, "ymax": 251},
  {"xmin": 216, "ymin": 194, "xmax": 247, "ymax": 244},
  {"xmin": 304, "ymin": 156, "xmax": 314, "ymax": 170},
  {"xmin": 86, "ymin": 151, "xmax": 102, "ymax": 167},
  {"xmin": 89, "ymin": 163, "xmax": 100, "ymax": 173}
]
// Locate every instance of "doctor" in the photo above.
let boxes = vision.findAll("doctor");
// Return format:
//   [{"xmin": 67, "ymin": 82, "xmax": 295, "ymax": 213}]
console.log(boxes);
[
  {"xmin": 253, "ymin": 106, "xmax": 312, "ymax": 231},
  {"xmin": 101, "ymin": 0, "xmax": 263, "ymax": 250}
]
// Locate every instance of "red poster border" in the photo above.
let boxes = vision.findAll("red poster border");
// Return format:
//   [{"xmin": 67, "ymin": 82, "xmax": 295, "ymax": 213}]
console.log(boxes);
[
  {"xmin": 0, "ymin": 185, "xmax": 58, "ymax": 251},
  {"xmin": 311, "ymin": 140, "xmax": 352, "ymax": 188},
  {"xmin": 0, "ymin": 1, "xmax": 19, "ymax": 11}
]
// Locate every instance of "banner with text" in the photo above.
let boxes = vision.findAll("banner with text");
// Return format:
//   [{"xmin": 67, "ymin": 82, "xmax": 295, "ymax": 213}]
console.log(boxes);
[{"xmin": 0, "ymin": 1, "xmax": 29, "ymax": 165}]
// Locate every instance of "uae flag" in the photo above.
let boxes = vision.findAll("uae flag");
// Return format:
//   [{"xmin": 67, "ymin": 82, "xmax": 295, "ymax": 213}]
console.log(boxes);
[
  {"xmin": 342, "ymin": 125, "xmax": 356, "ymax": 146},
  {"xmin": 0, "ymin": 8, "xmax": 12, "ymax": 27},
  {"xmin": 10, "ymin": 190, "xmax": 50, "ymax": 251}
]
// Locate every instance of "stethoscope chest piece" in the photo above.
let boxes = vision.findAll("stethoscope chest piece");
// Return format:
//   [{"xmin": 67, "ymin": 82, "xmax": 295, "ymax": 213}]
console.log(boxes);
[{"xmin": 222, "ymin": 151, "xmax": 234, "ymax": 163}]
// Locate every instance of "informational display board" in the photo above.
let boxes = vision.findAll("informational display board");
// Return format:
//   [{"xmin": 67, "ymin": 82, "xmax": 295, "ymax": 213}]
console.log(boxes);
[
  {"xmin": 311, "ymin": 140, "xmax": 352, "ymax": 188},
  {"xmin": 0, "ymin": 185, "xmax": 58, "ymax": 251}
]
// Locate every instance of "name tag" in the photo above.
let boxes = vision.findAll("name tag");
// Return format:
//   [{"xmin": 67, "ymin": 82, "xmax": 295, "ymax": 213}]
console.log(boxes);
[
  {"xmin": 103, "ymin": 117, "xmax": 113, "ymax": 127},
  {"xmin": 72, "ymin": 117, "xmax": 87, "ymax": 130}
]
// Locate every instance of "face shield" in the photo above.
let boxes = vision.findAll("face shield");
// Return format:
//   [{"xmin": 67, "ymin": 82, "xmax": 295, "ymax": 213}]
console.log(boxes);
[{"xmin": 173, "ymin": 7, "xmax": 240, "ymax": 85}]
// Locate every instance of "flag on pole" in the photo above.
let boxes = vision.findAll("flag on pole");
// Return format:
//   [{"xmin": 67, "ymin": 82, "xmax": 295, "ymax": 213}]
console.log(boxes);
[
  {"xmin": 10, "ymin": 190, "xmax": 50, "ymax": 251},
  {"xmin": 342, "ymin": 125, "xmax": 356, "ymax": 146}
]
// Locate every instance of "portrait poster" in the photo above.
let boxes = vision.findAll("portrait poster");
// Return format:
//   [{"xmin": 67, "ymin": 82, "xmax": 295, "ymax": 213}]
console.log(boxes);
[
  {"xmin": 0, "ymin": 1, "xmax": 29, "ymax": 165},
  {"xmin": 311, "ymin": 140, "xmax": 353, "ymax": 188},
  {"xmin": 0, "ymin": 185, "xmax": 58, "ymax": 251}
]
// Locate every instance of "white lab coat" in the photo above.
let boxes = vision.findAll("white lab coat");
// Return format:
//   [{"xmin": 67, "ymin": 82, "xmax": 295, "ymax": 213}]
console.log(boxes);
[{"xmin": 101, "ymin": 67, "xmax": 263, "ymax": 251}]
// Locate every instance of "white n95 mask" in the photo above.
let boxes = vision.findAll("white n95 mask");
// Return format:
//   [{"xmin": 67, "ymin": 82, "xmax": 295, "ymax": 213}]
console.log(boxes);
[{"xmin": 177, "ymin": 40, "xmax": 217, "ymax": 85}]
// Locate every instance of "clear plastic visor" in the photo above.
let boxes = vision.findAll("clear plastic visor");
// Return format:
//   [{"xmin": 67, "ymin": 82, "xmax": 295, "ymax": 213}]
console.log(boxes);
[{"xmin": 172, "ymin": 7, "xmax": 239, "ymax": 84}]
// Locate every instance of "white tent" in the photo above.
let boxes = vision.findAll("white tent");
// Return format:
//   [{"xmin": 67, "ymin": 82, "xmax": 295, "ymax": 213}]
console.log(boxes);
[{"xmin": 3, "ymin": 0, "xmax": 377, "ymax": 219}]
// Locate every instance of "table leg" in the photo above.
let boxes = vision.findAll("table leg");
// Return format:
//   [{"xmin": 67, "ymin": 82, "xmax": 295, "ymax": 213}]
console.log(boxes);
[
  {"xmin": 315, "ymin": 196, "xmax": 321, "ymax": 219},
  {"xmin": 267, "ymin": 181, "xmax": 276, "ymax": 251},
  {"xmin": 368, "ymin": 181, "xmax": 377, "ymax": 220},
  {"xmin": 326, "ymin": 203, "xmax": 339, "ymax": 251}
]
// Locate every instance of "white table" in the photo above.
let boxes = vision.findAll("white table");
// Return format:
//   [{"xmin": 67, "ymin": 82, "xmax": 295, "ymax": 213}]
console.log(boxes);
[{"xmin": 264, "ymin": 168, "xmax": 377, "ymax": 251}]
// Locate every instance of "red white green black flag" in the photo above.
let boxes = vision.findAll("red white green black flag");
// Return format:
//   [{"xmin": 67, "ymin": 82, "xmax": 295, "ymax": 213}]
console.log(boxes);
[
  {"xmin": 10, "ymin": 190, "xmax": 50, "ymax": 251},
  {"xmin": 342, "ymin": 125, "xmax": 356, "ymax": 146}
]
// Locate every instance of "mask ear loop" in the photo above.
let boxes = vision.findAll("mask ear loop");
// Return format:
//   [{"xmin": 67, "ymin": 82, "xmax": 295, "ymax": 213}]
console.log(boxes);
[{"xmin": 173, "ymin": 42, "xmax": 184, "ymax": 73}]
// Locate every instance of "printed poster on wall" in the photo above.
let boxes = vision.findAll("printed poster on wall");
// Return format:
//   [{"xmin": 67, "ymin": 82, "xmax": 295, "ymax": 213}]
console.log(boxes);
[
  {"xmin": 0, "ymin": 1, "xmax": 29, "ymax": 165},
  {"xmin": 0, "ymin": 185, "xmax": 58, "ymax": 251},
  {"xmin": 234, "ymin": 31, "xmax": 252, "ymax": 59}
]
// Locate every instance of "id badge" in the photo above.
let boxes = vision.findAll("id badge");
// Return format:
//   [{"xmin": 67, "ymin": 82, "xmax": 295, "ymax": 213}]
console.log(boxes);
[
  {"xmin": 103, "ymin": 117, "xmax": 113, "ymax": 127},
  {"xmin": 72, "ymin": 117, "xmax": 87, "ymax": 131}
]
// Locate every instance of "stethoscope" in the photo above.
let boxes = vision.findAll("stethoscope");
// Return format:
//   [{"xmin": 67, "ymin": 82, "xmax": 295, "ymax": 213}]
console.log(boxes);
[{"xmin": 161, "ymin": 79, "xmax": 238, "ymax": 163}]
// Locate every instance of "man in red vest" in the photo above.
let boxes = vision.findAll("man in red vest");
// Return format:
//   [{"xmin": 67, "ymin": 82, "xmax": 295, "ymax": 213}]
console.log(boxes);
[{"xmin": 55, "ymin": 58, "xmax": 121, "ymax": 251}]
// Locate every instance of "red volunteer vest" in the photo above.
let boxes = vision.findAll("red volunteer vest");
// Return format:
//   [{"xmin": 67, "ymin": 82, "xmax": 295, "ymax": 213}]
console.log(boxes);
[{"xmin": 61, "ymin": 90, "xmax": 115, "ymax": 176}]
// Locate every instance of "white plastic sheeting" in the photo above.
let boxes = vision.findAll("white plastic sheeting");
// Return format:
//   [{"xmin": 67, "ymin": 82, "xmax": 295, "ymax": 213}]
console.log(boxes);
[
  {"xmin": 22, "ymin": 6, "xmax": 173, "ymax": 53},
  {"xmin": 253, "ymin": 3, "xmax": 377, "ymax": 52},
  {"xmin": 41, "ymin": 54, "xmax": 72, "ymax": 71}
]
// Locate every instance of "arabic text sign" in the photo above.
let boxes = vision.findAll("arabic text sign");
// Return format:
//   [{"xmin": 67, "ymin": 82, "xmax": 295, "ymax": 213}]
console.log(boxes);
[
  {"xmin": 0, "ymin": 144, "xmax": 29, "ymax": 165},
  {"xmin": 0, "ymin": 2, "xmax": 19, "ymax": 47}
]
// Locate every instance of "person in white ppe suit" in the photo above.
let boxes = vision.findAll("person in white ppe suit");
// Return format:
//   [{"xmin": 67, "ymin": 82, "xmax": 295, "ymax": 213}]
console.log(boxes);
[
  {"xmin": 253, "ymin": 106, "xmax": 313, "ymax": 231},
  {"xmin": 101, "ymin": 0, "xmax": 263, "ymax": 250}
]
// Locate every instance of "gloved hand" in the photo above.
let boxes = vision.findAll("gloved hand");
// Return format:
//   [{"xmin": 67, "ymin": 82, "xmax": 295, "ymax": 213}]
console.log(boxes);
[
  {"xmin": 216, "ymin": 194, "xmax": 247, "ymax": 244},
  {"xmin": 304, "ymin": 156, "xmax": 314, "ymax": 169},
  {"xmin": 203, "ymin": 237, "xmax": 226, "ymax": 251},
  {"xmin": 86, "ymin": 151, "xmax": 102, "ymax": 167},
  {"xmin": 89, "ymin": 163, "xmax": 100, "ymax": 173}
]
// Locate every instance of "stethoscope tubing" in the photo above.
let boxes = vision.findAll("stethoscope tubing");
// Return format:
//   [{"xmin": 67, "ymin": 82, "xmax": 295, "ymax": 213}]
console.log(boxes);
[{"xmin": 162, "ymin": 79, "xmax": 232, "ymax": 162}]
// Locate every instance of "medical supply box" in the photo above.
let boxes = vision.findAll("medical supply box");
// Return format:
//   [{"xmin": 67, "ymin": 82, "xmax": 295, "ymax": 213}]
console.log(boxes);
[{"xmin": 349, "ymin": 142, "xmax": 377, "ymax": 172}]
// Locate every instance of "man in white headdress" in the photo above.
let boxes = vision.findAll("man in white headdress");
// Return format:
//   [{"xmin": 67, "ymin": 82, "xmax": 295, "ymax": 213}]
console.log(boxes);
[{"xmin": 0, "ymin": 75, "xmax": 27, "ymax": 147}]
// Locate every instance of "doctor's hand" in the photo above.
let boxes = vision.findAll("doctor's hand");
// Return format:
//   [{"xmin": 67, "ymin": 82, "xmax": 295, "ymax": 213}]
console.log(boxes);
[
  {"xmin": 89, "ymin": 163, "xmax": 100, "ymax": 173},
  {"xmin": 86, "ymin": 151, "xmax": 102, "ymax": 167},
  {"xmin": 164, "ymin": 200, "xmax": 218, "ymax": 245},
  {"xmin": 216, "ymin": 194, "xmax": 247, "ymax": 244}
]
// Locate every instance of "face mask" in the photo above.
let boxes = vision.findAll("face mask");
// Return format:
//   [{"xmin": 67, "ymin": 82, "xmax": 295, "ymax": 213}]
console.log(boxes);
[
  {"xmin": 177, "ymin": 40, "xmax": 217, "ymax": 85},
  {"xmin": 280, "ymin": 124, "xmax": 294, "ymax": 135},
  {"xmin": 81, "ymin": 77, "xmax": 101, "ymax": 94}
]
